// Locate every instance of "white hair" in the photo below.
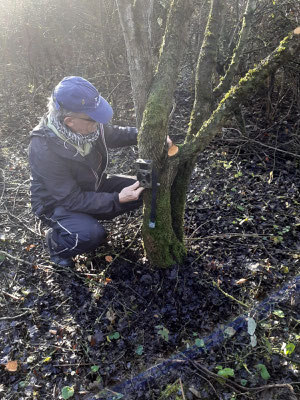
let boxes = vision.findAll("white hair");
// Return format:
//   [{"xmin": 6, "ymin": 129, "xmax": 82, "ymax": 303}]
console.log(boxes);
[{"xmin": 46, "ymin": 96, "xmax": 76, "ymax": 121}]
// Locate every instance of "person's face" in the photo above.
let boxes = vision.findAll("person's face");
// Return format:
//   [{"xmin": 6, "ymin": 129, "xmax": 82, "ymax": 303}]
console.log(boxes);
[{"xmin": 64, "ymin": 113, "xmax": 98, "ymax": 135}]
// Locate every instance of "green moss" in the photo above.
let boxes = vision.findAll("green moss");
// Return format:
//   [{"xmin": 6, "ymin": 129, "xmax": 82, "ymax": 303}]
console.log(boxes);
[{"xmin": 142, "ymin": 189, "xmax": 186, "ymax": 267}]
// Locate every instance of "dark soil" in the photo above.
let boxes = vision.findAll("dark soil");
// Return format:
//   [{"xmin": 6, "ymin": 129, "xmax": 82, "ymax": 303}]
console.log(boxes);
[{"xmin": 0, "ymin": 95, "xmax": 299, "ymax": 399}]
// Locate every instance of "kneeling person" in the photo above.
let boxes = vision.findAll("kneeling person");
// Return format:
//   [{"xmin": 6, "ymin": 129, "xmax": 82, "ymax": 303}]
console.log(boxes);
[{"xmin": 29, "ymin": 76, "xmax": 144, "ymax": 267}]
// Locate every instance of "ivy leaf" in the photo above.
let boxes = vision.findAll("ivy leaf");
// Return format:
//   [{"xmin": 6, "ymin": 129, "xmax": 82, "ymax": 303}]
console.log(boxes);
[
  {"xmin": 247, "ymin": 318, "xmax": 257, "ymax": 336},
  {"xmin": 91, "ymin": 365, "xmax": 100, "ymax": 373},
  {"xmin": 250, "ymin": 334, "xmax": 257, "ymax": 348},
  {"xmin": 61, "ymin": 386, "xmax": 74, "ymax": 399},
  {"xmin": 108, "ymin": 331, "xmax": 120, "ymax": 340},
  {"xmin": 224, "ymin": 327, "xmax": 236, "ymax": 338},
  {"xmin": 195, "ymin": 338, "xmax": 205, "ymax": 348},
  {"xmin": 284, "ymin": 343, "xmax": 296, "ymax": 356},
  {"xmin": 217, "ymin": 368, "xmax": 235, "ymax": 378},
  {"xmin": 256, "ymin": 364, "xmax": 270, "ymax": 380},
  {"xmin": 135, "ymin": 345, "xmax": 144, "ymax": 355},
  {"xmin": 273, "ymin": 310, "xmax": 285, "ymax": 318},
  {"xmin": 155, "ymin": 325, "xmax": 169, "ymax": 341}
]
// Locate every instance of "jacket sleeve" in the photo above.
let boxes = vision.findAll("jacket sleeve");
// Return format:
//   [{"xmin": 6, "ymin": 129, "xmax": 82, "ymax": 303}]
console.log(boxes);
[
  {"xmin": 103, "ymin": 125, "xmax": 138, "ymax": 148},
  {"xmin": 29, "ymin": 138, "xmax": 123, "ymax": 215}
]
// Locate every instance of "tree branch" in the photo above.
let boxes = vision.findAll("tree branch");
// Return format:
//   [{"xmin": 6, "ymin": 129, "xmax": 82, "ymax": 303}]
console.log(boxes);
[
  {"xmin": 180, "ymin": 28, "xmax": 300, "ymax": 161},
  {"xmin": 213, "ymin": 0, "xmax": 257, "ymax": 99},
  {"xmin": 187, "ymin": 0, "xmax": 224, "ymax": 139}
]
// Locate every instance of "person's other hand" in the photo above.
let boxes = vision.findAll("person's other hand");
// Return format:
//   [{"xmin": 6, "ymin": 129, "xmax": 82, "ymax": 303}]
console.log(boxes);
[
  {"xmin": 119, "ymin": 181, "xmax": 144, "ymax": 203},
  {"xmin": 166, "ymin": 135, "xmax": 173, "ymax": 149}
]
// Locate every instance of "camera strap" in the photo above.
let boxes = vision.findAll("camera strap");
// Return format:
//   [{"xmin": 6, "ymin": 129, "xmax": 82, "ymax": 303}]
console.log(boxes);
[{"xmin": 149, "ymin": 167, "xmax": 158, "ymax": 229}]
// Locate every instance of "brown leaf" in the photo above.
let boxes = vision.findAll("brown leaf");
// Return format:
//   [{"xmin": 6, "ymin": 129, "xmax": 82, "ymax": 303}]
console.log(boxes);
[
  {"xmin": 25, "ymin": 244, "xmax": 36, "ymax": 251},
  {"xmin": 294, "ymin": 26, "xmax": 300, "ymax": 34},
  {"xmin": 168, "ymin": 144, "xmax": 179, "ymax": 157},
  {"xmin": 105, "ymin": 277, "xmax": 112, "ymax": 284},
  {"xmin": 5, "ymin": 361, "xmax": 18, "ymax": 372},
  {"xmin": 105, "ymin": 255, "xmax": 113, "ymax": 262},
  {"xmin": 235, "ymin": 278, "xmax": 248, "ymax": 285}
]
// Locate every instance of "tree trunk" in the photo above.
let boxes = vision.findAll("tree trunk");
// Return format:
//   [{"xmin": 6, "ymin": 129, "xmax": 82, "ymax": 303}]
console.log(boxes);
[
  {"xmin": 138, "ymin": 0, "xmax": 193, "ymax": 267},
  {"xmin": 116, "ymin": 0, "xmax": 155, "ymax": 128}
]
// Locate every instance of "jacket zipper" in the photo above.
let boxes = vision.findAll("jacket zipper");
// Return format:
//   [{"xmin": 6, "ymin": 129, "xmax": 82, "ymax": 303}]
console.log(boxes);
[{"xmin": 93, "ymin": 124, "xmax": 108, "ymax": 191}]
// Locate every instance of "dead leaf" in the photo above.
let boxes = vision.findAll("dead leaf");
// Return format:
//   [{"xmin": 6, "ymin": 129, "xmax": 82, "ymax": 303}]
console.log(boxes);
[
  {"xmin": 105, "ymin": 277, "xmax": 112, "ymax": 284},
  {"xmin": 189, "ymin": 387, "xmax": 201, "ymax": 398},
  {"xmin": 5, "ymin": 361, "xmax": 18, "ymax": 372},
  {"xmin": 294, "ymin": 27, "xmax": 300, "ymax": 34},
  {"xmin": 235, "ymin": 278, "xmax": 248, "ymax": 285},
  {"xmin": 168, "ymin": 144, "xmax": 179, "ymax": 157},
  {"xmin": 25, "ymin": 244, "xmax": 36, "ymax": 251},
  {"xmin": 105, "ymin": 255, "xmax": 113, "ymax": 262},
  {"xmin": 106, "ymin": 307, "xmax": 116, "ymax": 324}
]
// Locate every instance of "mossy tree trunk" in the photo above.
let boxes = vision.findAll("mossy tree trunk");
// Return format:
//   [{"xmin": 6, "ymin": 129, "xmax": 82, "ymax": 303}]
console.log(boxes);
[{"xmin": 116, "ymin": 0, "xmax": 300, "ymax": 267}]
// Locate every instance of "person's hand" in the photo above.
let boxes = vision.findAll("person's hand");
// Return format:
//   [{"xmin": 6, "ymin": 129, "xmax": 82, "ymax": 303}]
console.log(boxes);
[
  {"xmin": 119, "ymin": 181, "xmax": 144, "ymax": 203},
  {"xmin": 166, "ymin": 135, "xmax": 173, "ymax": 149}
]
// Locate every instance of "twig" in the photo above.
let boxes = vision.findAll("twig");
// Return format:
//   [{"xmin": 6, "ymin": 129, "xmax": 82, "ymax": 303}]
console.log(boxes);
[
  {"xmin": 0, "ymin": 168, "xmax": 6, "ymax": 203},
  {"xmin": 4, "ymin": 210, "xmax": 41, "ymax": 236},
  {"xmin": 0, "ymin": 250, "xmax": 36, "ymax": 267},
  {"xmin": 0, "ymin": 310, "xmax": 31, "ymax": 321},
  {"xmin": 2, "ymin": 291, "xmax": 22, "ymax": 301},
  {"xmin": 179, "ymin": 377, "xmax": 186, "ymax": 400},
  {"xmin": 185, "ymin": 233, "xmax": 273, "ymax": 241},
  {"xmin": 212, "ymin": 280, "xmax": 249, "ymax": 308},
  {"xmin": 222, "ymin": 128, "xmax": 300, "ymax": 158}
]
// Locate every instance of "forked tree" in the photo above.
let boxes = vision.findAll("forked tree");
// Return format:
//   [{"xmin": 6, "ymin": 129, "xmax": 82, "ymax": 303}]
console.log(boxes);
[{"xmin": 116, "ymin": 0, "xmax": 300, "ymax": 267}]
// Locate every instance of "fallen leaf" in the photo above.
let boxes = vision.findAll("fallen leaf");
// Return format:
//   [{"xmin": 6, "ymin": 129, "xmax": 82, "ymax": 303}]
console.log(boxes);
[
  {"xmin": 168, "ymin": 144, "xmax": 179, "ymax": 157},
  {"xmin": 25, "ymin": 244, "xmax": 36, "ymax": 251},
  {"xmin": 189, "ymin": 387, "xmax": 201, "ymax": 398},
  {"xmin": 105, "ymin": 255, "xmax": 113, "ymax": 262},
  {"xmin": 235, "ymin": 278, "xmax": 247, "ymax": 285},
  {"xmin": 5, "ymin": 361, "xmax": 18, "ymax": 372},
  {"xmin": 106, "ymin": 307, "xmax": 115, "ymax": 323},
  {"xmin": 294, "ymin": 26, "xmax": 300, "ymax": 34},
  {"xmin": 105, "ymin": 277, "xmax": 112, "ymax": 284}
]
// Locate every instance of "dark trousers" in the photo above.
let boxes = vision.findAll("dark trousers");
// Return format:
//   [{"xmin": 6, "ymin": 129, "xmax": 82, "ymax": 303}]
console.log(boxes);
[{"xmin": 44, "ymin": 176, "xmax": 142, "ymax": 259}]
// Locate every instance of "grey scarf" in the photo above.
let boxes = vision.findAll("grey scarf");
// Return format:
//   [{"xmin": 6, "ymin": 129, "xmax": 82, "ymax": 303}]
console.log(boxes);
[{"xmin": 48, "ymin": 116, "xmax": 100, "ymax": 146}]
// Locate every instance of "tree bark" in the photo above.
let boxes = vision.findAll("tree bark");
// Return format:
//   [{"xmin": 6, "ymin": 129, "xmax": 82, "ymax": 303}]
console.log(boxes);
[
  {"xmin": 116, "ymin": 0, "xmax": 154, "ymax": 128},
  {"xmin": 187, "ymin": 0, "xmax": 224, "ymax": 139}
]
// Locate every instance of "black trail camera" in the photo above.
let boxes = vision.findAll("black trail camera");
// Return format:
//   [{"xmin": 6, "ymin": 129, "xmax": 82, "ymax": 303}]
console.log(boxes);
[{"xmin": 136, "ymin": 159, "xmax": 153, "ymax": 188}]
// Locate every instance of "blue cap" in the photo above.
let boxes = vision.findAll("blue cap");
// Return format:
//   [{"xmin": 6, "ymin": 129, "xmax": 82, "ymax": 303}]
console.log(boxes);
[{"xmin": 53, "ymin": 76, "xmax": 113, "ymax": 124}]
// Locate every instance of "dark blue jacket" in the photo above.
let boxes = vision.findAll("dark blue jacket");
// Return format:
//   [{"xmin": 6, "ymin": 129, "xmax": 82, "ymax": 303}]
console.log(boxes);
[{"xmin": 29, "ymin": 121, "xmax": 138, "ymax": 217}]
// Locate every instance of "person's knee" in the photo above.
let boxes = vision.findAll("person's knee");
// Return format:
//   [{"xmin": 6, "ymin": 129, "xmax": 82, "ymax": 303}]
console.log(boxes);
[
  {"xmin": 75, "ymin": 221, "xmax": 106, "ymax": 253},
  {"xmin": 54, "ymin": 221, "xmax": 106, "ymax": 254},
  {"xmin": 89, "ymin": 222, "xmax": 107, "ymax": 248}
]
